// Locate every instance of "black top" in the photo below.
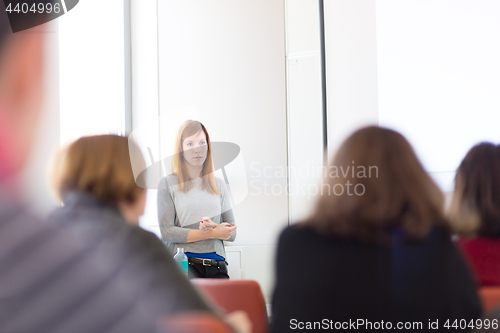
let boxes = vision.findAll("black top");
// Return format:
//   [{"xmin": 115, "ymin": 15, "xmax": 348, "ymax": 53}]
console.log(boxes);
[
  {"xmin": 271, "ymin": 225, "xmax": 482, "ymax": 332},
  {"xmin": 0, "ymin": 189, "xmax": 212, "ymax": 333}
]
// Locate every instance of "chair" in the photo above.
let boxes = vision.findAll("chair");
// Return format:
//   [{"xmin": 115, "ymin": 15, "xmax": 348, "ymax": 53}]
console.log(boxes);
[
  {"xmin": 192, "ymin": 279, "xmax": 268, "ymax": 333},
  {"xmin": 479, "ymin": 287, "xmax": 500, "ymax": 312},
  {"xmin": 158, "ymin": 312, "xmax": 233, "ymax": 333}
]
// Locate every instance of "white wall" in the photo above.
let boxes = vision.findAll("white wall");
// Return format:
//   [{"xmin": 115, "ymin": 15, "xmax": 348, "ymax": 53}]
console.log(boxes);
[
  {"xmin": 285, "ymin": 0, "xmax": 324, "ymax": 223},
  {"xmin": 324, "ymin": 0, "xmax": 379, "ymax": 158},
  {"xmin": 130, "ymin": 0, "xmax": 161, "ymax": 236},
  {"xmin": 376, "ymin": 0, "xmax": 500, "ymax": 191},
  {"xmin": 156, "ymin": 0, "xmax": 288, "ymax": 246},
  {"xmin": 324, "ymin": 0, "xmax": 500, "ymax": 192}
]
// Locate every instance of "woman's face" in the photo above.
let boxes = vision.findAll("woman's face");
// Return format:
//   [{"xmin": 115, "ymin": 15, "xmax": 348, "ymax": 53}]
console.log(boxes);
[{"xmin": 182, "ymin": 130, "xmax": 208, "ymax": 168}]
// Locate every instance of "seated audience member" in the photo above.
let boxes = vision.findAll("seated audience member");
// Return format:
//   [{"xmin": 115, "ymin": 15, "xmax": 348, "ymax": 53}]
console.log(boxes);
[
  {"xmin": 449, "ymin": 143, "xmax": 500, "ymax": 286},
  {"xmin": 271, "ymin": 127, "xmax": 481, "ymax": 332},
  {"xmin": 50, "ymin": 135, "xmax": 214, "ymax": 310}
]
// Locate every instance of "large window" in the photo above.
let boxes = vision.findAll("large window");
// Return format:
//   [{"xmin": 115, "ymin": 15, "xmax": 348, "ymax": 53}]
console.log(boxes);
[
  {"xmin": 58, "ymin": 0, "xmax": 126, "ymax": 146},
  {"xmin": 376, "ymin": 0, "xmax": 500, "ymax": 190},
  {"xmin": 324, "ymin": 0, "xmax": 500, "ymax": 191}
]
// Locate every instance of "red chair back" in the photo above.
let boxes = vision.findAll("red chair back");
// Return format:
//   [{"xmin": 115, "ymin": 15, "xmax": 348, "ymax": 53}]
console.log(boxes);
[
  {"xmin": 479, "ymin": 287, "xmax": 500, "ymax": 312},
  {"xmin": 192, "ymin": 279, "xmax": 268, "ymax": 333},
  {"xmin": 159, "ymin": 312, "xmax": 233, "ymax": 333}
]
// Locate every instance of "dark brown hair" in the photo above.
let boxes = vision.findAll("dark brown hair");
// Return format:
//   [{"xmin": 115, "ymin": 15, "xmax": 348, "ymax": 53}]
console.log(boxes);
[
  {"xmin": 53, "ymin": 135, "xmax": 145, "ymax": 204},
  {"xmin": 303, "ymin": 126, "xmax": 448, "ymax": 243},
  {"xmin": 449, "ymin": 142, "xmax": 500, "ymax": 237}
]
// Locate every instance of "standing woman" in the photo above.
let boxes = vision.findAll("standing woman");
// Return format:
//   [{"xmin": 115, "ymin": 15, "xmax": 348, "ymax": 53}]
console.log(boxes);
[{"xmin": 158, "ymin": 120, "xmax": 237, "ymax": 279}]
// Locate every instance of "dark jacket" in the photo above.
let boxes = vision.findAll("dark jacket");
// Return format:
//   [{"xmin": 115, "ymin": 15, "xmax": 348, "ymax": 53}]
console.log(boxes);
[
  {"xmin": 0, "ymin": 189, "xmax": 212, "ymax": 333},
  {"xmin": 271, "ymin": 225, "xmax": 482, "ymax": 332}
]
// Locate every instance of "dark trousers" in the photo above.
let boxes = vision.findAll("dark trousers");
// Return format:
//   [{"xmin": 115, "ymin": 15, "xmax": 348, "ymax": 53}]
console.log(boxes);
[{"xmin": 188, "ymin": 259, "xmax": 230, "ymax": 279}]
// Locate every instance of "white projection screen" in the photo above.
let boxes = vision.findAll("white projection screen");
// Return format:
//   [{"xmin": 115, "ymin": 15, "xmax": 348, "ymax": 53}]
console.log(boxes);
[{"xmin": 326, "ymin": 0, "xmax": 500, "ymax": 191}]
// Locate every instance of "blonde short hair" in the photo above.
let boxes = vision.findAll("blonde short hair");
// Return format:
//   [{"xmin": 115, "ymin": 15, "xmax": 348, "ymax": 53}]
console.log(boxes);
[{"xmin": 53, "ymin": 135, "xmax": 144, "ymax": 204}]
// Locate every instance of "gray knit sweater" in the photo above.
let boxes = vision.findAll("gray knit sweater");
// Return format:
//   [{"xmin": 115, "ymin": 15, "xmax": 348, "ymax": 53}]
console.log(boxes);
[{"xmin": 157, "ymin": 175, "xmax": 236, "ymax": 258}]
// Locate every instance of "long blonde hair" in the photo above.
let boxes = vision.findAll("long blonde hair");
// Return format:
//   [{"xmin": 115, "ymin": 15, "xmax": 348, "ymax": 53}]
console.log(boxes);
[{"xmin": 171, "ymin": 120, "xmax": 219, "ymax": 194}]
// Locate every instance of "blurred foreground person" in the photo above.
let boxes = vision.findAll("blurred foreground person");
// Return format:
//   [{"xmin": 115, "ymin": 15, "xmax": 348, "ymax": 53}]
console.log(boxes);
[
  {"xmin": 449, "ymin": 143, "xmax": 500, "ymax": 286},
  {"xmin": 271, "ymin": 127, "xmax": 481, "ymax": 332},
  {"xmin": 49, "ymin": 135, "xmax": 214, "ymax": 322},
  {"xmin": 0, "ymin": 4, "xmax": 248, "ymax": 332}
]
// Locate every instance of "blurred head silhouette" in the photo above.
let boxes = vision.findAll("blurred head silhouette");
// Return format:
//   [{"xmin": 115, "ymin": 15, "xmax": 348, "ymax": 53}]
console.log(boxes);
[
  {"xmin": 305, "ymin": 126, "xmax": 447, "ymax": 243},
  {"xmin": 53, "ymin": 135, "xmax": 147, "ymax": 224},
  {"xmin": 449, "ymin": 142, "xmax": 500, "ymax": 237},
  {"xmin": 0, "ymin": 1, "xmax": 51, "ymax": 189}
]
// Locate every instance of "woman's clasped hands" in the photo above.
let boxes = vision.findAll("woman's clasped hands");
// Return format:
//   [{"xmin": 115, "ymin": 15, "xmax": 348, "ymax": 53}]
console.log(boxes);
[{"xmin": 199, "ymin": 217, "xmax": 236, "ymax": 240}]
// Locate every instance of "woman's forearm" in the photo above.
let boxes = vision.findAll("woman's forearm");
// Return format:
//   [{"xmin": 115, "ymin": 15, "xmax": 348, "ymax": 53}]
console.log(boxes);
[{"xmin": 186, "ymin": 229, "xmax": 214, "ymax": 243}]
